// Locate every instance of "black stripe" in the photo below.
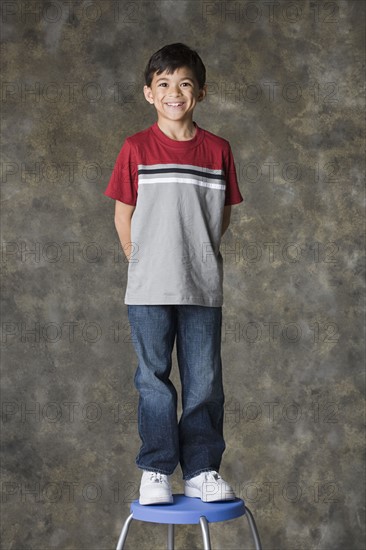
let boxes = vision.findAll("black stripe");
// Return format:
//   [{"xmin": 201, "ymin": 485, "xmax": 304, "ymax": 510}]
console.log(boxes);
[{"xmin": 138, "ymin": 167, "xmax": 225, "ymax": 181}]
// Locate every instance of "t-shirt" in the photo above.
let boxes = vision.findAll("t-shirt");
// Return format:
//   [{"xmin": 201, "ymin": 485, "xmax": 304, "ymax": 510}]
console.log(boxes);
[{"xmin": 104, "ymin": 120, "xmax": 243, "ymax": 307}]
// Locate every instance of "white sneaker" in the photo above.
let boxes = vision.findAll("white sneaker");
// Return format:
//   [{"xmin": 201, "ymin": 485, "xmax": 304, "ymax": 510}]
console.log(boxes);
[
  {"xmin": 139, "ymin": 470, "xmax": 173, "ymax": 505},
  {"xmin": 184, "ymin": 470, "xmax": 236, "ymax": 502}
]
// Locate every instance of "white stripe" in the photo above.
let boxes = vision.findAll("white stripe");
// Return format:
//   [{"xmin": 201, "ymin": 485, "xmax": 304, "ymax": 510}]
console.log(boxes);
[
  {"xmin": 138, "ymin": 177, "xmax": 225, "ymax": 190},
  {"xmin": 141, "ymin": 172, "xmax": 223, "ymax": 182}
]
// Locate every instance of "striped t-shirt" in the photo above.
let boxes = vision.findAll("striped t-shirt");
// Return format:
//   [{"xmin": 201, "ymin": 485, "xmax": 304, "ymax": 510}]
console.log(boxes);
[{"xmin": 104, "ymin": 121, "xmax": 243, "ymax": 307}]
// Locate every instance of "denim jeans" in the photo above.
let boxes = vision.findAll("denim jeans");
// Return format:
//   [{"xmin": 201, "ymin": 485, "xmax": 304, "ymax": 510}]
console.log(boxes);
[{"xmin": 127, "ymin": 305, "xmax": 226, "ymax": 481}]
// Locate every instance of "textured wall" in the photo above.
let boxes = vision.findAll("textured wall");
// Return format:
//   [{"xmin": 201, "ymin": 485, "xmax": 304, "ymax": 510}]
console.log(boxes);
[{"xmin": 1, "ymin": 1, "xmax": 364, "ymax": 549}]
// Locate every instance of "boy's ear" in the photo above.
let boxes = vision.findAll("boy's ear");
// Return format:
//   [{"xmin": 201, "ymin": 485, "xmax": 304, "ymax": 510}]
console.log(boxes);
[
  {"xmin": 143, "ymin": 85, "xmax": 154, "ymax": 104},
  {"xmin": 197, "ymin": 84, "xmax": 207, "ymax": 102}
]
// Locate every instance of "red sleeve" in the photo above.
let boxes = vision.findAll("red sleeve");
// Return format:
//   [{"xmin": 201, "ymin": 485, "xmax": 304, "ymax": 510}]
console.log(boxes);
[
  {"xmin": 224, "ymin": 145, "xmax": 244, "ymax": 206},
  {"xmin": 104, "ymin": 138, "xmax": 138, "ymax": 206}
]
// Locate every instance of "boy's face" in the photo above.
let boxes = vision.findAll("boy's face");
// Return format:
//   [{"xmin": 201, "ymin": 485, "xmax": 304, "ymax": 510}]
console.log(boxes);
[{"xmin": 143, "ymin": 66, "xmax": 207, "ymax": 125}]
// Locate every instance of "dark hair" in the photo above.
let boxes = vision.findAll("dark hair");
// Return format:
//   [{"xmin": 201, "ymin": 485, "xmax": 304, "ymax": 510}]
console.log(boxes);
[{"xmin": 144, "ymin": 43, "xmax": 206, "ymax": 89}]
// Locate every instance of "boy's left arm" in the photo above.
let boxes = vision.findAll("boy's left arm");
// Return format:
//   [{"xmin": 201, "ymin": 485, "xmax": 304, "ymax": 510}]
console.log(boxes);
[{"xmin": 221, "ymin": 205, "xmax": 231, "ymax": 237}]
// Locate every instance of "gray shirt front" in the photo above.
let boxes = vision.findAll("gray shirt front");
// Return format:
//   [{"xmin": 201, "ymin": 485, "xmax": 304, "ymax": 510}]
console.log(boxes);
[{"xmin": 104, "ymin": 121, "xmax": 244, "ymax": 307}]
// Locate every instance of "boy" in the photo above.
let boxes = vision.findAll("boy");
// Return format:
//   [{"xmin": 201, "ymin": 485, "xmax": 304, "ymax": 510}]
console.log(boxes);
[{"xmin": 104, "ymin": 43, "xmax": 243, "ymax": 505}]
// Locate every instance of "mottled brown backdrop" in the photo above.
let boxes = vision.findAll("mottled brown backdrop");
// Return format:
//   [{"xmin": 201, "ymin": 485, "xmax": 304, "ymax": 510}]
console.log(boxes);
[{"xmin": 1, "ymin": 1, "xmax": 364, "ymax": 549}]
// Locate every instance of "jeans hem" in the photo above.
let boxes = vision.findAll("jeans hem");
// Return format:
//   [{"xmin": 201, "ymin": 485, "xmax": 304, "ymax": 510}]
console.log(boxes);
[
  {"xmin": 183, "ymin": 467, "xmax": 219, "ymax": 481},
  {"xmin": 137, "ymin": 465, "xmax": 175, "ymax": 476}
]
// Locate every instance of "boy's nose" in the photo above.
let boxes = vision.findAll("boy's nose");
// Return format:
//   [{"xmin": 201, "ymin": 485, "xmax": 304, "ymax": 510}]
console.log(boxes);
[{"xmin": 168, "ymin": 93, "xmax": 182, "ymax": 98}]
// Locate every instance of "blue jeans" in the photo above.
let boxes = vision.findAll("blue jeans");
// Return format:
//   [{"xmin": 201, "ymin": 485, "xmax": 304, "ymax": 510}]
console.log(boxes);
[{"xmin": 127, "ymin": 305, "xmax": 226, "ymax": 481}]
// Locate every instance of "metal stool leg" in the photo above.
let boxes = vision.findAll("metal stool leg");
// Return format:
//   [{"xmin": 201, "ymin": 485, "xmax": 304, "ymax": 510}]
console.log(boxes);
[
  {"xmin": 199, "ymin": 516, "xmax": 212, "ymax": 550},
  {"xmin": 167, "ymin": 524, "xmax": 175, "ymax": 550},
  {"xmin": 245, "ymin": 506, "xmax": 262, "ymax": 550},
  {"xmin": 116, "ymin": 513, "xmax": 134, "ymax": 550}
]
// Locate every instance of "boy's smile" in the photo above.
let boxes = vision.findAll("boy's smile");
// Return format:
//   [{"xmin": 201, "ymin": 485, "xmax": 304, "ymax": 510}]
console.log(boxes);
[{"xmin": 143, "ymin": 66, "xmax": 207, "ymax": 139}]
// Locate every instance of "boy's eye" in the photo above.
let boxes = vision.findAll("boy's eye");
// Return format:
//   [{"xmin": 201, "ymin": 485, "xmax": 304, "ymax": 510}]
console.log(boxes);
[{"xmin": 158, "ymin": 82, "xmax": 191, "ymax": 87}]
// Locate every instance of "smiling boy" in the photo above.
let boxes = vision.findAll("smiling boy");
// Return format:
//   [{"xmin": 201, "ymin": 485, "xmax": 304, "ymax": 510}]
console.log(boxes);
[{"xmin": 104, "ymin": 43, "xmax": 243, "ymax": 505}]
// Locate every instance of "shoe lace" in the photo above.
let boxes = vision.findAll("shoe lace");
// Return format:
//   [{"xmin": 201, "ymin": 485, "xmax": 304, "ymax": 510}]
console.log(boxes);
[
  {"xmin": 204, "ymin": 471, "xmax": 222, "ymax": 482},
  {"xmin": 149, "ymin": 472, "xmax": 165, "ymax": 483}
]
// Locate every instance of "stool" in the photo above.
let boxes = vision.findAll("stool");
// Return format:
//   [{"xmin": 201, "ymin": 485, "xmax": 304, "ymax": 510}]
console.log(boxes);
[{"xmin": 116, "ymin": 494, "xmax": 262, "ymax": 550}]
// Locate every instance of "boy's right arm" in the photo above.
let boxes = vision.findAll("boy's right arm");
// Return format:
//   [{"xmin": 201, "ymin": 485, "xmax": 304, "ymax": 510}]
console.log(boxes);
[{"xmin": 114, "ymin": 200, "xmax": 136, "ymax": 261}]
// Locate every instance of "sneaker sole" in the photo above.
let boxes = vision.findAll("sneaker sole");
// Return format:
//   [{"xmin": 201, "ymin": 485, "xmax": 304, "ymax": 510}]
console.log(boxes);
[{"xmin": 184, "ymin": 486, "xmax": 236, "ymax": 502}]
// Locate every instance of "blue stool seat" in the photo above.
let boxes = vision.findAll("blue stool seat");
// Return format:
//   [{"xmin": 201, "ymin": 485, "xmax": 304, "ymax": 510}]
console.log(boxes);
[
  {"xmin": 116, "ymin": 494, "xmax": 262, "ymax": 550},
  {"xmin": 131, "ymin": 494, "xmax": 246, "ymax": 523}
]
